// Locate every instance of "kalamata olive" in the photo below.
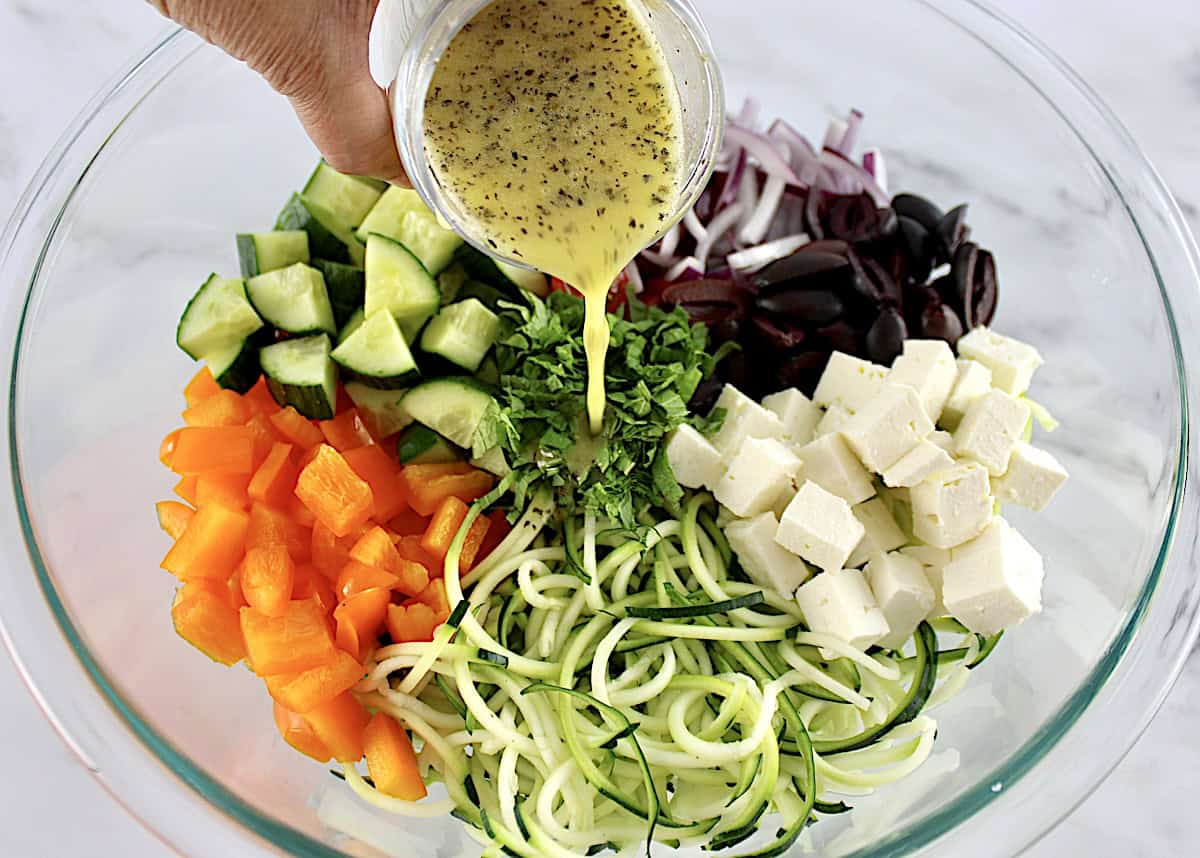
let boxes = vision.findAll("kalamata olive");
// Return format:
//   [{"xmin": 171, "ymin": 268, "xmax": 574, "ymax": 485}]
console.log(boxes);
[
  {"xmin": 951, "ymin": 241, "xmax": 980, "ymax": 327},
  {"xmin": 816, "ymin": 321, "xmax": 861, "ymax": 355},
  {"xmin": 973, "ymin": 249, "xmax": 998, "ymax": 326},
  {"xmin": 876, "ymin": 206, "xmax": 899, "ymax": 240},
  {"xmin": 662, "ymin": 278, "xmax": 749, "ymax": 317},
  {"xmin": 920, "ymin": 302, "xmax": 965, "ymax": 344},
  {"xmin": 892, "ymin": 193, "xmax": 945, "ymax": 235},
  {"xmin": 937, "ymin": 204, "xmax": 971, "ymax": 264},
  {"xmin": 753, "ymin": 251, "xmax": 851, "ymax": 294},
  {"xmin": 749, "ymin": 315, "xmax": 806, "ymax": 350},
  {"xmin": 861, "ymin": 257, "xmax": 902, "ymax": 306},
  {"xmin": 756, "ymin": 287, "xmax": 844, "ymax": 323},
  {"xmin": 897, "ymin": 216, "xmax": 934, "ymax": 284},
  {"xmin": 680, "ymin": 303, "xmax": 741, "ymax": 324},
  {"xmin": 775, "ymin": 350, "xmax": 830, "ymax": 391},
  {"xmin": 708, "ymin": 318, "xmax": 742, "ymax": 344},
  {"xmin": 866, "ymin": 305, "xmax": 908, "ymax": 364},
  {"xmin": 828, "ymin": 193, "xmax": 885, "ymax": 243},
  {"xmin": 804, "ymin": 188, "xmax": 825, "ymax": 240},
  {"xmin": 688, "ymin": 376, "xmax": 723, "ymax": 413}
]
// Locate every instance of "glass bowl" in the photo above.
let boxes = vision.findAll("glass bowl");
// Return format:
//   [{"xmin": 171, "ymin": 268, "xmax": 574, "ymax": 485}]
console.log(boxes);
[{"xmin": 1, "ymin": 1, "xmax": 1199, "ymax": 856}]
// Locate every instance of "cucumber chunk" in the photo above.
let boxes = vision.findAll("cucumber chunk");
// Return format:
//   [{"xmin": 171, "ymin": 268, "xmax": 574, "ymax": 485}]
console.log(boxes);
[
  {"xmin": 364, "ymin": 233, "xmax": 440, "ymax": 335},
  {"xmin": 402, "ymin": 378, "xmax": 496, "ymax": 449},
  {"xmin": 356, "ymin": 187, "xmax": 462, "ymax": 273},
  {"xmin": 237, "ymin": 231, "xmax": 310, "ymax": 279},
  {"xmin": 312, "ymin": 259, "xmax": 366, "ymax": 328},
  {"xmin": 345, "ymin": 382, "xmax": 413, "ymax": 438},
  {"xmin": 457, "ymin": 245, "xmax": 549, "ymax": 296},
  {"xmin": 338, "ymin": 307, "xmax": 365, "ymax": 344},
  {"xmin": 301, "ymin": 160, "xmax": 384, "ymax": 228},
  {"xmin": 396, "ymin": 424, "xmax": 463, "ymax": 464},
  {"xmin": 176, "ymin": 274, "xmax": 264, "ymax": 360},
  {"xmin": 246, "ymin": 263, "xmax": 337, "ymax": 336},
  {"xmin": 276, "ymin": 193, "xmax": 366, "ymax": 267},
  {"xmin": 457, "ymin": 279, "xmax": 515, "ymax": 313},
  {"xmin": 206, "ymin": 333, "xmax": 264, "ymax": 394},
  {"xmin": 420, "ymin": 299, "xmax": 500, "ymax": 372},
  {"xmin": 260, "ymin": 334, "xmax": 338, "ymax": 419},
  {"xmin": 437, "ymin": 262, "xmax": 468, "ymax": 305},
  {"xmin": 331, "ymin": 309, "xmax": 420, "ymax": 388}
]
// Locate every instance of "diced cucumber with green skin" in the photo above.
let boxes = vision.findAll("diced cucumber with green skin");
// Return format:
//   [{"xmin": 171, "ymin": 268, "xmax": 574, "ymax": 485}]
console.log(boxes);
[
  {"xmin": 396, "ymin": 424, "xmax": 463, "ymax": 464},
  {"xmin": 236, "ymin": 231, "xmax": 310, "ymax": 279},
  {"xmin": 420, "ymin": 299, "xmax": 500, "ymax": 372},
  {"xmin": 176, "ymin": 274, "xmax": 264, "ymax": 360},
  {"xmin": 205, "ymin": 332, "xmax": 265, "ymax": 394},
  {"xmin": 475, "ymin": 356, "xmax": 501, "ymax": 387},
  {"xmin": 311, "ymin": 259, "xmax": 366, "ymax": 327},
  {"xmin": 331, "ymin": 309, "xmax": 420, "ymax": 388},
  {"xmin": 402, "ymin": 377, "xmax": 496, "ymax": 449},
  {"xmin": 356, "ymin": 187, "xmax": 462, "ymax": 273},
  {"xmin": 457, "ymin": 244, "xmax": 550, "ymax": 296},
  {"xmin": 338, "ymin": 307, "xmax": 365, "ymax": 344},
  {"xmin": 301, "ymin": 161, "xmax": 384, "ymax": 228},
  {"xmin": 246, "ymin": 263, "xmax": 337, "ymax": 336},
  {"xmin": 437, "ymin": 263, "xmax": 468, "ymax": 305},
  {"xmin": 471, "ymin": 446, "xmax": 511, "ymax": 477},
  {"xmin": 365, "ymin": 233, "xmax": 440, "ymax": 335},
  {"xmin": 457, "ymin": 279, "xmax": 515, "ymax": 313},
  {"xmin": 345, "ymin": 382, "xmax": 413, "ymax": 437},
  {"xmin": 260, "ymin": 334, "xmax": 338, "ymax": 419},
  {"xmin": 275, "ymin": 193, "xmax": 366, "ymax": 267}
]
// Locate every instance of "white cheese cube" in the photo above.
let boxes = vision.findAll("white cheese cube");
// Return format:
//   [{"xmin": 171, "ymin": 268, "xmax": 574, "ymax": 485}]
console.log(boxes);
[
  {"xmin": 957, "ymin": 327, "xmax": 1044, "ymax": 396},
  {"xmin": 929, "ymin": 430, "xmax": 955, "ymax": 452},
  {"xmin": 815, "ymin": 404, "xmax": 852, "ymax": 438},
  {"xmin": 762, "ymin": 388, "xmax": 821, "ymax": 448},
  {"xmin": 795, "ymin": 569, "xmax": 890, "ymax": 650},
  {"xmin": 941, "ymin": 359, "xmax": 992, "ymax": 429},
  {"xmin": 865, "ymin": 552, "xmax": 936, "ymax": 649},
  {"xmin": 954, "ymin": 389, "xmax": 1031, "ymax": 475},
  {"xmin": 813, "ymin": 352, "xmax": 889, "ymax": 413},
  {"xmin": 725, "ymin": 512, "xmax": 813, "ymax": 596},
  {"xmin": 887, "ymin": 340, "xmax": 957, "ymax": 423},
  {"xmin": 993, "ymin": 441, "xmax": 1068, "ymax": 512},
  {"xmin": 795, "ymin": 434, "xmax": 876, "ymax": 505},
  {"xmin": 840, "ymin": 383, "xmax": 934, "ymax": 473},
  {"xmin": 776, "ymin": 481, "xmax": 865, "ymax": 572},
  {"xmin": 942, "ymin": 518, "xmax": 1044, "ymax": 635},
  {"xmin": 714, "ymin": 437, "xmax": 802, "ymax": 518},
  {"xmin": 708, "ymin": 385, "xmax": 785, "ymax": 459},
  {"xmin": 882, "ymin": 438, "xmax": 955, "ymax": 488},
  {"xmin": 910, "ymin": 462, "xmax": 993, "ymax": 549},
  {"xmin": 901, "ymin": 545, "xmax": 951, "ymax": 619},
  {"xmin": 665, "ymin": 425, "xmax": 723, "ymax": 489},
  {"xmin": 847, "ymin": 498, "xmax": 907, "ymax": 568}
]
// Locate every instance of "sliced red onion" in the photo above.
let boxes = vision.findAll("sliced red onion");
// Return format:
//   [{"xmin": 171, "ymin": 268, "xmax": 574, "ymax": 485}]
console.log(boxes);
[
  {"xmin": 716, "ymin": 150, "xmax": 748, "ymax": 210},
  {"xmin": 767, "ymin": 119, "xmax": 822, "ymax": 186},
  {"xmin": 683, "ymin": 209, "xmax": 708, "ymax": 242},
  {"xmin": 726, "ymin": 233, "xmax": 811, "ymax": 273},
  {"xmin": 665, "ymin": 256, "xmax": 705, "ymax": 282},
  {"xmin": 735, "ymin": 96, "xmax": 762, "ymax": 130},
  {"xmin": 862, "ymin": 147, "xmax": 888, "ymax": 195},
  {"xmin": 622, "ymin": 260, "xmax": 644, "ymax": 294},
  {"xmin": 736, "ymin": 168, "xmax": 760, "ymax": 222},
  {"xmin": 838, "ymin": 108, "xmax": 864, "ymax": 156},
  {"xmin": 639, "ymin": 249, "xmax": 680, "ymax": 268},
  {"xmin": 738, "ymin": 174, "xmax": 786, "ymax": 245},
  {"xmin": 723, "ymin": 125, "xmax": 802, "ymax": 186},
  {"xmin": 694, "ymin": 202, "xmax": 746, "ymax": 266},
  {"xmin": 821, "ymin": 149, "xmax": 890, "ymax": 206},
  {"xmin": 822, "ymin": 118, "xmax": 848, "ymax": 153},
  {"xmin": 657, "ymin": 223, "xmax": 681, "ymax": 258}
]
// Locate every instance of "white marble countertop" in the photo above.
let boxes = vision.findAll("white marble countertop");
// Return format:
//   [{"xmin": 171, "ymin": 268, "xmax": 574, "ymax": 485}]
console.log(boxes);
[{"xmin": 1, "ymin": 0, "xmax": 1198, "ymax": 855}]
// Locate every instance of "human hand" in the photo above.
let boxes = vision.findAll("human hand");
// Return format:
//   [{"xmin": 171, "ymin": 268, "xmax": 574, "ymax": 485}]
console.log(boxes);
[{"xmin": 148, "ymin": 0, "xmax": 408, "ymax": 184}]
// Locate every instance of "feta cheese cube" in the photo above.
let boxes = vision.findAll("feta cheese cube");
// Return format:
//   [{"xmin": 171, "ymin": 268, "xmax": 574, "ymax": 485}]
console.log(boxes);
[
  {"xmin": 776, "ymin": 481, "xmax": 865, "ymax": 572},
  {"xmin": 993, "ymin": 441, "xmax": 1068, "ymax": 511},
  {"xmin": 882, "ymin": 438, "xmax": 955, "ymax": 488},
  {"xmin": 714, "ymin": 437, "xmax": 802, "ymax": 518},
  {"xmin": 901, "ymin": 545, "xmax": 951, "ymax": 619},
  {"xmin": 887, "ymin": 340, "xmax": 957, "ymax": 423},
  {"xmin": 929, "ymin": 430, "xmax": 955, "ymax": 452},
  {"xmin": 941, "ymin": 359, "xmax": 993, "ymax": 429},
  {"xmin": 910, "ymin": 462, "xmax": 993, "ymax": 549},
  {"xmin": 942, "ymin": 518, "xmax": 1044, "ymax": 635},
  {"xmin": 795, "ymin": 569, "xmax": 890, "ymax": 650},
  {"xmin": 865, "ymin": 552, "xmax": 936, "ymax": 649},
  {"xmin": 954, "ymin": 389, "xmax": 1031, "ymax": 475},
  {"xmin": 762, "ymin": 388, "xmax": 821, "ymax": 448},
  {"xmin": 708, "ymin": 385, "xmax": 784, "ymax": 459},
  {"xmin": 815, "ymin": 404, "xmax": 852, "ymax": 438},
  {"xmin": 665, "ymin": 425, "xmax": 723, "ymax": 489},
  {"xmin": 840, "ymin": 383, "xmax": 934, "ymax": 473},
  {"xmin": 795, "ymin": 434, "xmax": 876, "ymax": 505},
  {"xmin": 846, "ymin": 498, "xmax": 907, "ymax": 568},
  {"xmin": 813, "ymin": 352, "xmax": 889, "ymax": 413},
  {"xmin": 957, "ymin": 327, "xmax": 1044, "ymax": 396},
  {"xmin": 725, "ymin": 512, "xmax": 813, "ymax": 595}
]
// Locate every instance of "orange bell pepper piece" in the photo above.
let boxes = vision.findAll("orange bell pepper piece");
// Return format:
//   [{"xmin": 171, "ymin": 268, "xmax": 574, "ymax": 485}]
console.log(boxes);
[
  {"xmin": 420, "ymin": 497, "xmax": 470, "ymax": 563},
  {"xmin": 319, "ymin": 408, "xmax": 375, "ymax": 452},
  {"xmin": 334, "ymin": 588, "xmax": 392, "ymax": 660},
  {"xmin": 244, "ymin": 413, "xmax": 282, "ymax": 468},
  {"xmin": 243, "ymin": 377, "xmax": 281, "ymax": 418},
  {"xmin": 266, "ymin": 649, "xmax": 363, "ymax": 713},
  {"xmin": 400, "ymin": 463, "xmax": 494, "ymax": 516},
  {"xmin": 246, "ymin": 501, "xmax": 311, "ymax": 562},
  {"xmin": 171, "ymin": 425, "xmax": 256, "ymax": 475},
  {"xmin": 337, "ymin": 560, "xmax": 400, "ymax": 600},
  {"xmin": 172, "ymin": 585, "xmax": 246, "ymax": 665},
  {"xmin": 155, "ymin": 500, "xmax": 195, "ymax": 541},
  {"xmin": 227, "ymin": 567, "xmax": 249, "ymax": 609},
  {"xmin": 311, "ymin": 520, "xmax": 353, "ymax": 579},
  {"xmin": 240, "ymin": 544, "xmax": 296, "ymax": 618},
  {"xmin": 364, "ymin": 712, "xmax": 427, "ymax": 800},
  {"xmin": 295, "ymin": 445, "xmax": 374, "ymax": 538},
  {"xmin": 396, "ymin": 535, "xmax": 439, "ymax": 570},
  {"xmin": 293, "ymin": 564, "xmax": 338, "ymax": 616},
  {"xmin": 349, "ymin": 526, "xmax": 404, "ymax": 575},
  {"xmin": 416, "ymin": 579, "xmax": 451, "ymax": 623},
  {"xmin": 160, "ymin": 428, "xmax": 182, "ymax": 469},
  {"xmin": 457, "ymin": 513, "xmax": 492, "ymax": 574},
  {"xmin": 248, "ymin": 442, "xmax": 298, "ymax": 508},
  {"xmin": 195, "ymin": 472, "xmax": 251, "ymax": 510},
  {"xmin": 184, "ymin": 366, "xmax": 222, "ymax": 407},
  {"xmin": 162, "ymin": 503, "xmax": 249, "ymax": 581},
  {"xmin": 240, "ymin": 598, "xmax": 336, "ymax": 676},
  {"xmin": 182, "ymin": 388, "xmax": 249, "ymax": 427},
  {"xmin": 174, "ymin": 475, "xmax": 200, "ymax": 505},
  {"xmin": 386, "ymin": 602, "xmax": 440, "ymax": 644},
  {"xmin": 270, "ymin": 406, "xmax": 325, "ymax": 449},
  {"xmin": 395, "ymin": 559, "xmax": 431, "ymax": 597},
  {"xmin": 388, "ymin": 508, "xmax": 432, "ymax": 537},
  {"xmin": 274, "ymin": 701, "xmax": 332, "ymax": 762},
  {"xmin": 342, "ymin": 444, "xmax": 408, "ymax": 521},
  {"xmin": 303, "ymin": 691, "xmax": 370, "ymax": 762}
]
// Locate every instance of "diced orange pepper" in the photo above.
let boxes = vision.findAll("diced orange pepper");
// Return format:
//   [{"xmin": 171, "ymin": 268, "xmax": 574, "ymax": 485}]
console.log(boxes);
[
  {"xmin": 343, "ymin": 444, "xmax": 408, "ymax": 521},
  {"xmin": 227, "ymin": 567, "xmax": 249, "ymax": 609},
  {"xmin": 393, "ymin": 559, "xmax": 431, "ymax": 597},
  {"xmin": 246, "ymin": 501, "xmax": 311, "ymax": 562},
  {"xmin": 397, "ymin": 535, "xmax": 440, "ymax": 570},
  {"xmin": 334, "ymin": 588, "xmax": 391, "ymax": 660},
  {"xmin": 364, "ymin": 712, "xmax": 427, "ymax": 800},
  {"xmin": 180, "ymin": 577, "xmax": 235, "ymax": 609},
  {"xmin": 240, "ymin": 544, "xmax": 296, "ymax": 618},
  {"xmin": 155, "ymin": 500, "xmax": 194, "ymax": 541},
  {"xmin": 319, "ymin": 408, "xmax": 375, "ymax": 452},
  {"xmin": 240, "ymin": 598, "xmax": 336, "ymax": 676},
  {"xmin": 421, "ymin": 497, "xmax": 470, "ymax": 563},
  {"xmin": 195, "ymin": 472, "xmax": 251, "ymax": 510},
  {"xmin": 162, "ymin": 503, "xmax": 249, "ymax": 581},
  {"xmin": 184, "ymin": 366, "xmax": 222, "ymax": 407},
  {"xmin": 287, "ymin": 495, "xmax": 318, "ymax": 529},
  {"xmin": 386, "ymin": 602, "xmax": 439, "ymax": 644},
  {"xmin": 295, "ymin": 445, "xmax": 374, "ymax": 538},
  {"xmin": 160, "ymin": 428, "xmax": 182, "ymax": 469},
  {"xmin": 349, "ymin": 526, "xmax": 404, "ymax": 575},
  {"xmin": 172, "ymin": 585, "xmax": 246, "ymax": 665},
  {"xmin": 171, "ymin": 426, "xmax": 256, "ymax": 475},
  {"xmin": 244, "ymin": 413, "xmax": 282, "ymax": 468},
  {"xmin": 183, "ymin": 388, "xmax": 249, "ymax": 427},
  {"xmin": 388, "ymin": 508, "xmax": 432, "ymax": 537},
  {"xmin": 311, "ymin": 520, "xmax": 352, "ymax": 579},
  {"xmin": 416, "ymin": 578, "xmax": 451, "ymax": 623},
  {"xmin": 293, "ymin": 564, "xmax": 338, "ymax": 616},
  {"xmin": 457, "ymin": 513, "xmax": 492, "ymax": 574},
  {"xmin": 243, "ymin": 377, "xmax": 281, "ymax": 418},
  {"xmin": 270, "ymin": 406, "xmax": 325, "ymax": 449},
  {"xmin": 248, "ymin": 443, "xmax": 298, "ymax": 508},
  {"xmin": 401, "ymin": 463, "xmax": 494, "ymax": 516},
  {"xmin": 274, "ymin": 701, "xmax": 332, "ymax": 762},
  {"xmin": 478, "ymin": 510, "xmax": 511, "ymax": 563},
  {"xmin": 336, "ymin": 560, "xmax": 399, "ymax": 600},
  {"xmin": 266, "ymin": 649, "xmax": 363, "ymax": 713},
  {"xmin": 303, "ymin": 691, "xmax": 370, "ymax": 762}
]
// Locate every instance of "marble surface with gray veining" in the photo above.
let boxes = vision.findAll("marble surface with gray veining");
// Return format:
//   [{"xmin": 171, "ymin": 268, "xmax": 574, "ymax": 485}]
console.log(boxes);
[{"xmin": 1, "ymin": 0, "xmax": 1198, "ymax": 855}]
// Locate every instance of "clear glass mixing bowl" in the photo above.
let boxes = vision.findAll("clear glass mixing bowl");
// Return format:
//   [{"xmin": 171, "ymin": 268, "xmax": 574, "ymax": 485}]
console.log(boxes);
[{"xmin": 1, "ymin": 1, "xmax": 1199, "ymax": 856}]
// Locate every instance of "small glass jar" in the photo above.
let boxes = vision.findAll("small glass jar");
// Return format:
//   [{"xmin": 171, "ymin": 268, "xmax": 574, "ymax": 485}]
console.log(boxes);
[{"xmin": 369, "ymin": 0, "xmax": 725, "ymax": 269}]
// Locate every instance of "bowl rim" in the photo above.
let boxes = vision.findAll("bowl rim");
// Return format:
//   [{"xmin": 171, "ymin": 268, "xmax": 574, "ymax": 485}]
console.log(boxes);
[{"xmin": 1, "ymin": 3, "xmax": 1199, "ymax": 857}]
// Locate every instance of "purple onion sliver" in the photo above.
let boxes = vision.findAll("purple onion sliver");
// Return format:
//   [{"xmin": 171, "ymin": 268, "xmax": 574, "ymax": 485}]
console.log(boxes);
[
  {"xmin": 738, "ymin": 174, "xmax": 787, "ymax": 245},
  {"xmin": 838, "ymin": 108, "xmax": 864, "ymax": 157},
  {"xmin": 724, "ymin": 124, "xmax": 803, "ymax": 186},
  {"xmin": 726, "ymin": 233, "xmax": 811, "ymax": 273}
]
